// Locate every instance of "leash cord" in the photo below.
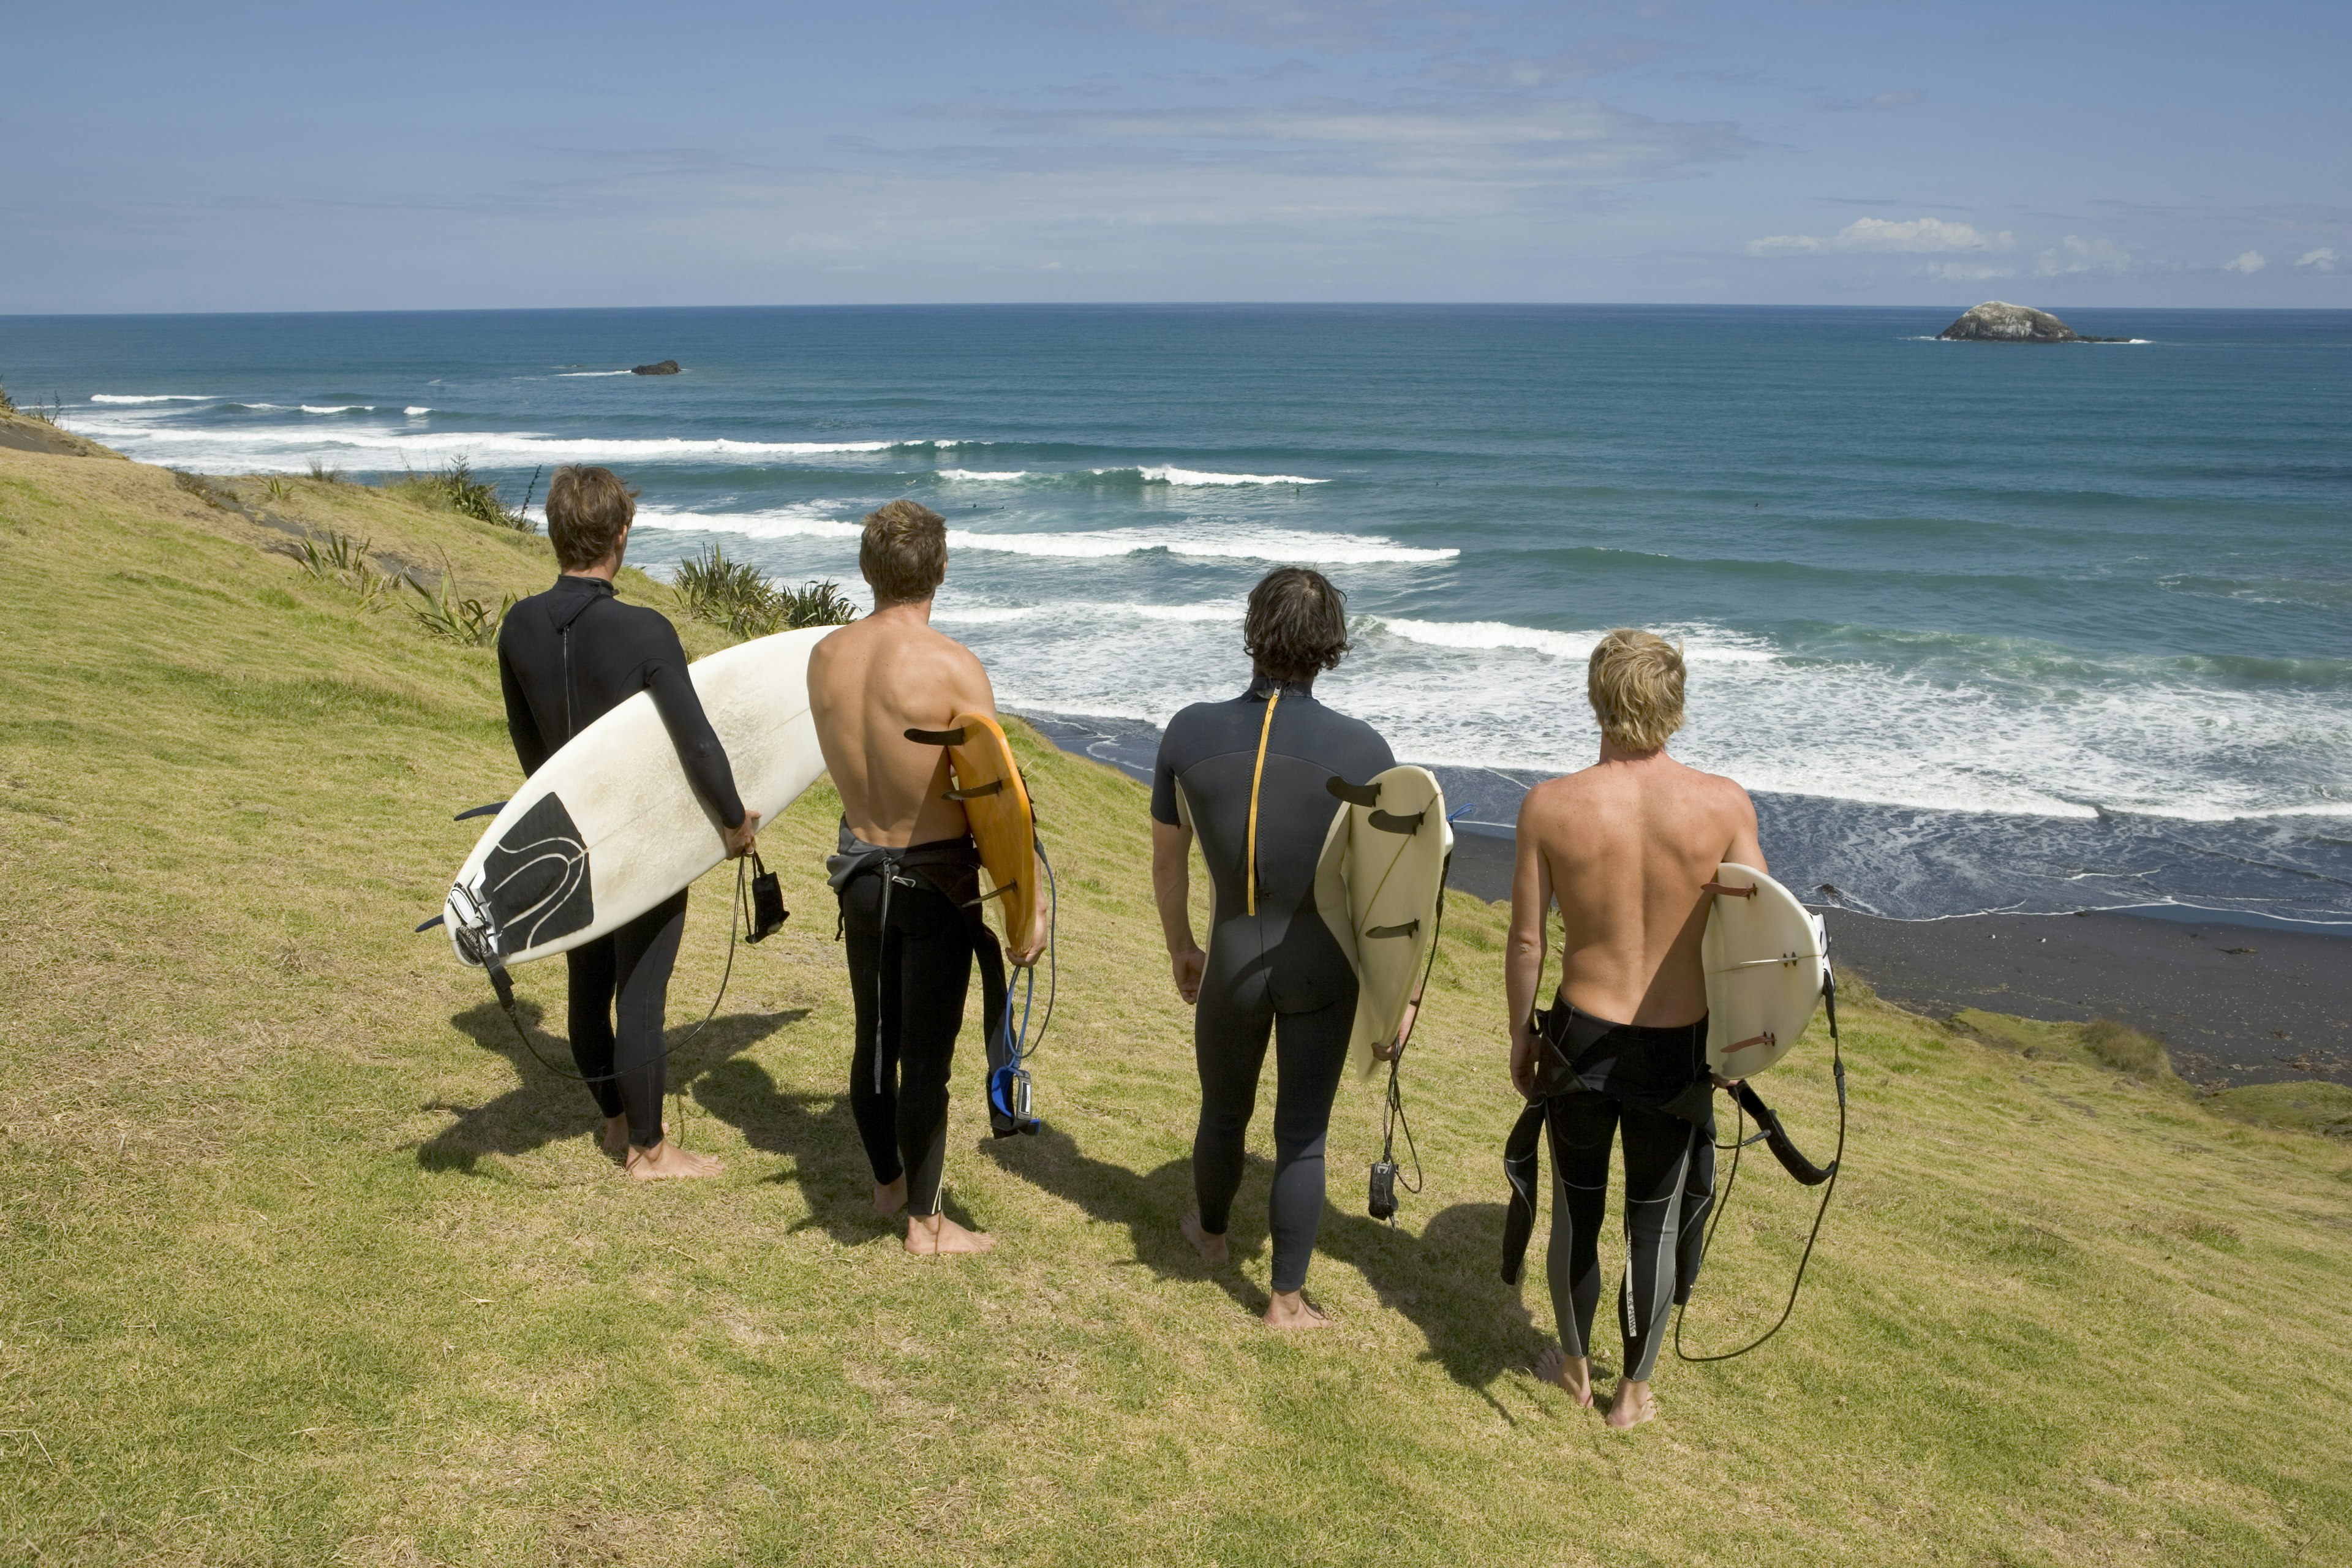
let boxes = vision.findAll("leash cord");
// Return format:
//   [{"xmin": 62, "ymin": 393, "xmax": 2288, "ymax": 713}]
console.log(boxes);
[
  {"xmin": 1376, "ymin": 872, "xmax": 1448, "ymax": 1205},
  {"xmin": 483, "ymin": 856, "xmax": 749, "ymax": 1149},
  {"xmin": 1672, "ymin": 973, "xmax": 1847, "ymax": 1364}
]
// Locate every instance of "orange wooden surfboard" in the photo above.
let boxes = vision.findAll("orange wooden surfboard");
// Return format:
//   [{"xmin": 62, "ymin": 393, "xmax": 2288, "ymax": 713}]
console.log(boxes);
[{"xmin": 942, "ymin": 710, "xmax": 1040, "ymax": 951}]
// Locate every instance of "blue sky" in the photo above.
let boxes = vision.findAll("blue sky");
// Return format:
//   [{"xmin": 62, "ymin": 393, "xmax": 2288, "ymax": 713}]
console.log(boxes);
[{"xmin": 4, "ymin": 0, "xmax": 2344, "ymax": 312}]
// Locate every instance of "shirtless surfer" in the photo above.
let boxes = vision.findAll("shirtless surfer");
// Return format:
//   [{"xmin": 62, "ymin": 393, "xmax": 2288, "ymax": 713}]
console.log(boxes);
[
  {"xmin": 807, "ymin": 500, "xmax": 1046, "ymax": 1256},
  {"xmin": 1506, "ymin": 628, "xmax": 1764, "ymax": 1428}
]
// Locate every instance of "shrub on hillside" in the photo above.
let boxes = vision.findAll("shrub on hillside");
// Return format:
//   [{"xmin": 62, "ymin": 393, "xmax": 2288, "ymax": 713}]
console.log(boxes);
[
  {"xmin": 673, "ymin": 544, "xmax": 858, "ymax": 639},
  {"xmin": 385, "ymin": 458, "xmax": 529, "ymax": 532}
]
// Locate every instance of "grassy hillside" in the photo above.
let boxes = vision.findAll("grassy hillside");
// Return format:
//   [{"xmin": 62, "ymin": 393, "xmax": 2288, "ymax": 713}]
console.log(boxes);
[{"xmin": 3, "ymin": 428, "xmax": 2350, "ymax": 1566}]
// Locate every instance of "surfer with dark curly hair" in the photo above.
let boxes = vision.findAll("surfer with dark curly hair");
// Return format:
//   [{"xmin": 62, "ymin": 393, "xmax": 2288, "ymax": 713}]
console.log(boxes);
[
  {"xmin": 1507, "ymin": 628, "xmax": 1764, "ymax": 1428},
  {"xmin": 1151, "ymin": 567, "xmax": 1396, "ymax": 1327}
]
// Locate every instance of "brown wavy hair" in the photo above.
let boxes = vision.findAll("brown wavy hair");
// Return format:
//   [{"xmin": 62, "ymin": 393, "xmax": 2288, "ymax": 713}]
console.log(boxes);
[{"xmin": 1244, "ymin": 567, "xmax": 1350, "ymax": 681}]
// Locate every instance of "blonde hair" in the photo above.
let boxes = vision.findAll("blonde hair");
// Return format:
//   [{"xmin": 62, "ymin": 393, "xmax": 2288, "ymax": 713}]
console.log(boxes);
[
  {"xmin": 859, "ymin": 499, "xmax": 948, "ymax": 605},
  {"xmin": 1587, "ymin": 628, "xmax": 1686, "ymax": 753}
]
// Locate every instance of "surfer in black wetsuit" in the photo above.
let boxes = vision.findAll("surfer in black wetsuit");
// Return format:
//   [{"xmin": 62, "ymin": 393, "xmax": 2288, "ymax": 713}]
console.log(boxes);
[
  {"xmin": 1152, "ymin": 568, "xmax": 1395, "ymax": 1328},
  {"xmin": 496, "ymin": 465, "xmax": 756, "ymax": 1181},
  {"xmin": 1506, "ymin": 628, "xmax": 1763, "ymax": 1427}
]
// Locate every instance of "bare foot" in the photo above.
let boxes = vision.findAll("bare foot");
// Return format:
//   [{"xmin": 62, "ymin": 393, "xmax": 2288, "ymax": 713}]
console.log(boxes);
[
  {"xmin": 1263, "ymin": 1290, "xmax": 1330, "ymax": 1330},
  {"xmin": 623, "ymin": 1139, "xmax": 723, "ymax": 1181},
  {"xmin": 1180, "ymin": 1209, "xmax": 1229, "ymax": 1265},
  {"xmin": 1534, "ymin": 1348, "xmax": 1595, "ymax": 1408},
  {"xmin": 873, "ymin": 1174, "xmax": 908, "ymax": 1217},
  {"xmin": 905, "ymin": 1213, "xmax": 996, "ymax": 1256},
  {"xmin": 1605, "ymin": 1378, "xmax": 1658, "ymax": 1431},
  {"xmin": 601, "ymin": 1115, "xmax": 630, "ymax": 1156}
]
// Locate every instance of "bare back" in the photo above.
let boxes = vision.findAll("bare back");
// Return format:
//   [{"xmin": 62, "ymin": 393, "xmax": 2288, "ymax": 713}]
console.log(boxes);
[
  {"xmin": 1513, "ymin": 750, "xmax": 1763, "ymax": 1028},
  {"xmin": 807, "ymin": 603, "xmax": 997, "ymax": 848}
]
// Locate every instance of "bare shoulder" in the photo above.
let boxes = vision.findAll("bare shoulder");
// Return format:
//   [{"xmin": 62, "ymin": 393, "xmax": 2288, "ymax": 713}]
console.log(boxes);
[{"xmin": 1518, "ymin": 771, "xmax": 1589, "ymax": 832}]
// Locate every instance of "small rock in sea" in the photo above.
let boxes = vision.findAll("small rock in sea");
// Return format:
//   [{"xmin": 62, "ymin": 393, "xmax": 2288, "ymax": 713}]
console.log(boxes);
[
  {"xmin": 631, "ymin": 360, "xmax": 682, "ymax": 375},
  {"xmin": 1816, "ymin": 883, "xmax": 1842, "ymax": 899},
  {"xmin": 1937, "ymin": 301, "xmax": 2131, "ymax": 344}
]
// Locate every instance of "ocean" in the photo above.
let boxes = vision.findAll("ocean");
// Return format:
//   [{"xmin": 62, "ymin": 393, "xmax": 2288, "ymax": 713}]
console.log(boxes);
[{"xmin": 8, "ymin": 304, "xmax": 2348, "ymax": 926}]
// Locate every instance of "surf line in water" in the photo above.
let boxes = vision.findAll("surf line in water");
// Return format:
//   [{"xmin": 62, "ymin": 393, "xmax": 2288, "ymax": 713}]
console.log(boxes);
[{"xmin": 628, "ymin": 507, "xmax": 1458, "ymax": 565}]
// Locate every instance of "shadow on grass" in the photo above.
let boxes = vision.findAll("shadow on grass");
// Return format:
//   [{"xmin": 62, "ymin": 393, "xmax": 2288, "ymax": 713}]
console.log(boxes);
[
  {"xmin": 987, "ymin": 1125, "xmax": 1553, "ymax": 1404},
  {"xmin": 692, "ymin": 1057, "xmax": 934, "ymax": 1246},
  {"xmin": 984, "ymin": 1126, "xmax": 1273, "ymax": 1318},
  {"xmin": 417, "ymin": 1000, "xmax": 801, "ymax": 1174}
]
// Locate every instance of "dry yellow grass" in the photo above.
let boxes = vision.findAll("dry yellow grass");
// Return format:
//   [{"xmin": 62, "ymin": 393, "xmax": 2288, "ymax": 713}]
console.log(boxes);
[{"xmin": 3, "ymin": 428, "xmax": 2350, "ymax": 1565}]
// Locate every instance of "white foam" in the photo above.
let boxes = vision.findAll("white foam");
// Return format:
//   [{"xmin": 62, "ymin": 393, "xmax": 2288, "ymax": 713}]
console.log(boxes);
[
  {"xmin": 404, "ymin": 406, "xmax": 432, "ymax": 417},
  {"xmin": 89, "ymin": 393, "xmax": 216, "ymax": 404},
  {"xmin": 73, "ymin": 419, "xmax": 931, "ymax": 470},
  {"xmin": 938, "ymin": 469, "xmax": 1029, "ymax": 481},
  {"xmin": 1129, "ymin": 466, "xmax": 1327, "ymax": 486},
  {"xmin": 301, "ymin": 404, "xmax": 367, "ymax": 415},
  {"xmin": 556, "ymin": 370, "xmax": 634, "ymax": 377},
  {"xmin": 633, "ymin": 507, "xmax": 1452, "ymax": 564},
  {"xmin": 1375, "ymin": 617, "xmax": 1776, "ymax": 664}
]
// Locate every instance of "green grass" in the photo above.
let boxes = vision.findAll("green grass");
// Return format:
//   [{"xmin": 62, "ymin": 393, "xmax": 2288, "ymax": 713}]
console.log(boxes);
[{"xmin": 3, "ymin": 443, "xmax": 2351, "ymax": 1564}]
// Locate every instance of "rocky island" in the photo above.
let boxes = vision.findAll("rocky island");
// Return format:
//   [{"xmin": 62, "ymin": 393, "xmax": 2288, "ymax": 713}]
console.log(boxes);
[
  {"xmin": 631, "ymin": 359, "xmax": 682, "ymax": 375},
  {"xmin": 1938, "ymin": 301, "xmax": 2130, "ymax": 343}
]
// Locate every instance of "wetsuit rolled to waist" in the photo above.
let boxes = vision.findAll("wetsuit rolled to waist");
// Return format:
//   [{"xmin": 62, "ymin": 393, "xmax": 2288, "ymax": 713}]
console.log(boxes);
[{"xmin": 826, "ymin": 821, "xmax": 1030, "ymax": 1210}]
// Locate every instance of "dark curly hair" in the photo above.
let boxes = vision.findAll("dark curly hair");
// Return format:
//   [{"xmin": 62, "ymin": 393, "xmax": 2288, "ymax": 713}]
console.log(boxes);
[{"xmin": 1244, "ymin": 567, "xmax": 1350, "ymax": 681}]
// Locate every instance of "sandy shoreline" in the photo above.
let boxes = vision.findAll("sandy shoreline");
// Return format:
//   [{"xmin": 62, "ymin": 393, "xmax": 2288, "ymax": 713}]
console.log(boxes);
[{"xmin": 1023, "ymin": 717, "xmax": 2351, "ymax": 1090}]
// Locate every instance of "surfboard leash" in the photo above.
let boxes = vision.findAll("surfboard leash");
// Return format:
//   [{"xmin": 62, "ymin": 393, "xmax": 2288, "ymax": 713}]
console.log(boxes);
[
  {"xmin": 449, "ymin": 854, "xmax": 773, "ymax": 1152},
  {"xmin": 1370, "ymin": 850, "xmax": 1450, "ymax": 1223},
  {"xmin": 1672, "ymin": 967, "xmax": 1849, "ymax": 1364}
]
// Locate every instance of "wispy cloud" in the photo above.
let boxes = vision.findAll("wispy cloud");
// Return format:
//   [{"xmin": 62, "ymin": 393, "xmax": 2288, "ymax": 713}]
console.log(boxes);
[
  {"xmin": 1822, "ymin": 87, "xmax": 1926, "ymax": 110},
  {"xmin": 1923, "ymin": 261, "xmax": 2014, "ymax": 281},
  {"xmin": 1431, "ymin": 34, "xmax": 1670, "ymax": 88},
  {"xmin": 2220, "ymin": 249, "xmax": 2267, "ymax": 274},
  {"xmin": 2297, "ymin": 247, "xmax": 2340, "ymax": 272},
  {"xmin": 2035, "ymin": 235, "xmax": 2131, "ymax": 276},
  {"xmin": 1747, "ymin": 216, "xmax": 2011, "ymax": 256}
]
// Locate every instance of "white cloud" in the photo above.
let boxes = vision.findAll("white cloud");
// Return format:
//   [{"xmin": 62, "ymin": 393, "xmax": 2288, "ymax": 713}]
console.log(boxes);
[
  {"xmin": 2294, "ymin": 247, "xmax": 2338, "ymax": 271},
  {"xmin": 1869, "ymin": 89, "xmax": 1925, "ymax": 109},
  {"xmin": 2035, "ymin": 235, "xmax": 2130, "ymax": 276},
  {"xmin": 1747, "ymin": 216, "xmax": 2011, "ymax": 257},
  {"xmin": 1924, "ymin": 261, "xmax": 2014, "ymax": 281},
  {"xmin": 2221, "ymin": 249, "xmax": 2267, "ymax": 274}
]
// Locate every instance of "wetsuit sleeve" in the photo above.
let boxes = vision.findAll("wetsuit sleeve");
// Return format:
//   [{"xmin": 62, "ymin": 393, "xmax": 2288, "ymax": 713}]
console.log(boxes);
[
  {"xmin": 640, "ymin": 627, "xmax": 748, "ymax": 829},
  {"xmin": 497, "ymin": 631, "xmax": 551, "ymax": 778},
  {"xmin": 1150, "ymin": 718, "xmax": 1185, "ymax": 826}
]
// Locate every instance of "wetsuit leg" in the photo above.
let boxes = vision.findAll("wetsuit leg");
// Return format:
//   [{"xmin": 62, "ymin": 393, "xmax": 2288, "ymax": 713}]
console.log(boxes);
[
  {"xmin": 1544, "ymin": 1091, "xmax": 1615, "ymax": 1361},
  {"xmin": 1615, "ymin": 1102, "xmax": 1702, "ymax": 1381},
  {"xmin": 564, "ymin": 933, "xmax": 625, "ymax": 1122},
  {"xmin": 1675, "ymin": 1110, "xmax": 1717, "ymax": 1306},
  {"xmin": 608, "ymin": 891, "xmax": 688, "ymax": 1148},
  {"xmin": 1192, "ymin": 955, "xmax": 1275, "ymax": 1241},
  {"xmin": 841, "ymin": 873, "xmax": 972, "ymax": 1216},
  {"xmin": 1265, "ymin": 993, "xmax": 1352, "ymax": 1293}
]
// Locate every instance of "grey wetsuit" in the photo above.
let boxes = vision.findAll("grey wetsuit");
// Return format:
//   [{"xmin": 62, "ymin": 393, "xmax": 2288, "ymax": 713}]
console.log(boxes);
[{"xmin": 1152, "ymin": 675, "xmax": 1395, "ymax": 1293}]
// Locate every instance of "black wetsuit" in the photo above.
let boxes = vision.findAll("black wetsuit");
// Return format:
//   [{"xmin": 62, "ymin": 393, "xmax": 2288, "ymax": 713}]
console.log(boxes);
[
  {"xmin": 496, "ymin": 575, "xmax": 745, "ymax": 1148},
  {"xmin": 1152, "ymin": 675, "xmax": 1395, "ymax": 1294},
  {"xmin": 1528, "ymin": 1006, "xmax": 1717, "ymax": 1382},
  {"xmin": 826, "ymin": 823, "xmax": 1005, "ymax": 1218}
]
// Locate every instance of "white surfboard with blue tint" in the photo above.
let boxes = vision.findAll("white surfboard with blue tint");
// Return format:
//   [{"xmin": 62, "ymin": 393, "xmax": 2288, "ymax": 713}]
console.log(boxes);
[
  {"xmin": 443, "ymin": 625, "xmax": 837, "ymax": 969},
  {"xmin": 1314, "ymin": 764, "xmax": 1455, "ymax": 1072},
  {"xmin": 1702, "ymin": 861, "xmax": 1830, "ymax": 1079}
]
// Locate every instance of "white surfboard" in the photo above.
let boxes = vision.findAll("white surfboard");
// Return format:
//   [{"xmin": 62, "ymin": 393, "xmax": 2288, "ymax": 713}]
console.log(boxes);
[
  {"xmin": 1314, "ymin": 765, "xmax": 1455, "ymax": 1072},
  {"xmin": 443, "ymin": 625, "xmax": 837, "ymax": 969},
  {"xmin": 1702, "ymin": 861, "xmax": 1830, "ymax": 1079}
]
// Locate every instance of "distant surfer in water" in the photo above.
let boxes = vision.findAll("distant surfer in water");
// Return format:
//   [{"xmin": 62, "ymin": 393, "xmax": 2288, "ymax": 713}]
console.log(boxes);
[
  {"xmin": 496, "ymin": 465, "xmax": 758, "ymax": 1180},
  {"xmin": 1507, "ymin": 629, "xmax": 1763, "ymax": 1427},
  {"xmin": 1152, "ymin": 568, "xmax": 1396, "ymax": 1327},
  {"xmin": 807, "ymin": 500, "xmax": 1046, "ymax": 1256}
]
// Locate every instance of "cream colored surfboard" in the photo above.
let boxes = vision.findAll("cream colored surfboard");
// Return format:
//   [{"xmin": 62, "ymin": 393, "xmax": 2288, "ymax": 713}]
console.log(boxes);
[
  {"xmin": 1701, "ymin": 861, "xmax": 1830, "ymax": 1079},
  {"xmin": 1314, "ymin": 764, "xmax": 1454, "ymax": 1073},
  {"xmin": 443, "ymin": 624, "xmax": 837, "ymax": 969}
]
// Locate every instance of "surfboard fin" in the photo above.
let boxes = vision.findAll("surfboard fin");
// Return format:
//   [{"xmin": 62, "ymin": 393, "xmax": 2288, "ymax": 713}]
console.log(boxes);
[
  {"xmin": 945, "ymin": 780, "xmax": 1005, "ymax": 801},
  {"xmin": 904, "ymin": 726, "xmax": 969, "ymax": 746},
  {"xmin": 453, "ymin": 802, "xmax": 507, "ymax": 822},
  {"xmin": 1368, "ymin": 807, "xmax": 1425, "ymax": 835},
  {"xmin": 1325, "ymin": 777, "xmax": 1381, "ymax": 808},
  {"xmin": 1364, "ymin": 920, "xmax": 1420, "ymax": 939},
  {"xmin": 415, "ymin": 913, "xmax": 447, "ymax": 933}
]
